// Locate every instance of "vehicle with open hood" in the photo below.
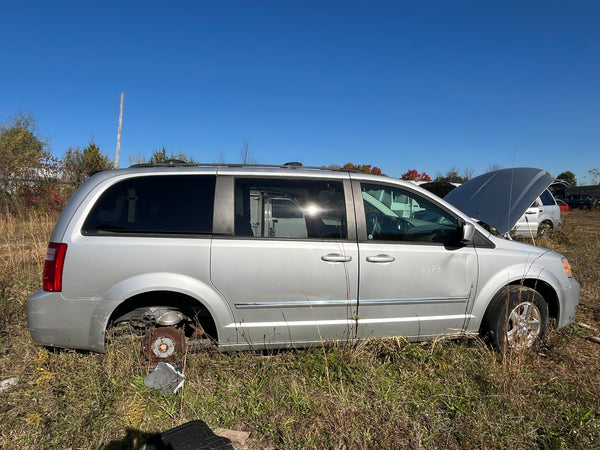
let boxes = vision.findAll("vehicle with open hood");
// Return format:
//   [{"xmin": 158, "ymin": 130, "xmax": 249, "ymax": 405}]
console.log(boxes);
[
  {"xmin": 423, "ymin": 170, "xmax": 562, "ymax": 238},
  {"xmin": 28, "ymin": 164, "xmax": 579, "ymax": 361}
]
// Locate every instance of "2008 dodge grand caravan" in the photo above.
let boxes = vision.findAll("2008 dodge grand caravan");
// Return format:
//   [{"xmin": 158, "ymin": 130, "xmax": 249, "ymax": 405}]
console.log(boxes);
[{"xmin": 27, "ymin": 164, "xmax": 580, "ymax": 361}]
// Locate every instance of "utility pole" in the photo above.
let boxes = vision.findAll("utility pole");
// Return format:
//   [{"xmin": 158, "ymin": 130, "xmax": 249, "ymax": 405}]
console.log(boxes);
[{"xmin": 115, "ymin": 91, "xmax": 124, "ymax": 168}]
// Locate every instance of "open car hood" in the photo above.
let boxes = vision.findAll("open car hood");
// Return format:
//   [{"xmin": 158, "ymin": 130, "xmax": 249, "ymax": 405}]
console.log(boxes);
[{"xmin": 444, "ymin": 167, "xmax": 554, "ymax": 235}]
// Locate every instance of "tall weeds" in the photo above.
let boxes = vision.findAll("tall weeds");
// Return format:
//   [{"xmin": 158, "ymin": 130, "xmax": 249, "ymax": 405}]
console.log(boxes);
[
  {"xmin": 0, "ymin": 211, "xmax": 55, "ymax": 332},
  {"xmin": 0, "ymin": 210, "xmax": 599, "ymax": 448}
]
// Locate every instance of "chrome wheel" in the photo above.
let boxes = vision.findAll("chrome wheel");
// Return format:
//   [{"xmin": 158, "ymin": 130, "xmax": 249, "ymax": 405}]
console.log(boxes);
[
  {"xmin": 482, "ymin": 285, "xmax": 549, "ymax": 353},
  {"xmin": 506, "ymin": 302, "xmax": 542, "ymax": 351}
]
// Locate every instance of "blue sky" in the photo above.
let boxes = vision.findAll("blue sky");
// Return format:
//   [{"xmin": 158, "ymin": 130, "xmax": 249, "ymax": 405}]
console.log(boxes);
[{"xmin": 2, "ymin": 1, "xmax": 599, "ymax": 182}]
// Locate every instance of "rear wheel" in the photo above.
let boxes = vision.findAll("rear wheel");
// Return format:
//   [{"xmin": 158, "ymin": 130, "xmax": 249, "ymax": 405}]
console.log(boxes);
[
  {"xmin": 481, "ymin": 286, "xmax": 549, "ymax": 352},
  {"xmin": 537, "ymin": 221, "xmax": 553, "ymax": 237}
]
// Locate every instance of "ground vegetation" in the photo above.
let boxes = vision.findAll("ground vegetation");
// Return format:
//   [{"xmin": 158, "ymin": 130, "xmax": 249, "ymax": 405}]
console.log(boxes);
[{"xmin": 0, "ymin": 210, "xmax": 598, "ymax": 448}]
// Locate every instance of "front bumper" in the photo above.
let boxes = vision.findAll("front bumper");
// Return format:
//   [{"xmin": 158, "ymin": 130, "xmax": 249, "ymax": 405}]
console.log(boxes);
[{"xmin": 558, "ymin": 277, "xmax": 580, "ymax": 328}]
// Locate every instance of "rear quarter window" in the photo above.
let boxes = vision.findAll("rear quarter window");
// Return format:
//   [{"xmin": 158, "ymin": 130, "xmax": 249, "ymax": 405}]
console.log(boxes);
[
  {"xmin": 82, "ymin": 175, "xmax": 216, "ymax": 235},
  {"xmin": 540, "ymin": 189, "xmax": 556, "ymax": 206}
]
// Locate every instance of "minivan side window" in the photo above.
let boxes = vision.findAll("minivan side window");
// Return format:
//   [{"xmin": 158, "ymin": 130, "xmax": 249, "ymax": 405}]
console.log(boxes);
[
  {"xmin": 234, "ymin": 178, "xmax": 347, "ymax": 239},
  {"xmin": 361, "ymin": 183, "xmax": 460, "ymax": 244},
  {"xmin": 82, "ymin": 175, "xmax": 216, "ymax": 235}
]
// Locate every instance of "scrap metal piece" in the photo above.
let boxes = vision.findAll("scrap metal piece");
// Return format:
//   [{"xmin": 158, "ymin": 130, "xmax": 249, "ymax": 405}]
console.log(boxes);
[
  {"xmin": 0, "ymin": 377, "xmax": 18, "ymax": 393},
  {"xmin": 144, "ymin": 362, "xmax": 185, "ymax": 394}
]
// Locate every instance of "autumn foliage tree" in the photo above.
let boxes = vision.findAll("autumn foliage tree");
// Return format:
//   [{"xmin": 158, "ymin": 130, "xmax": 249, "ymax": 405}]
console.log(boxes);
[
  {"xmin": 0, "ymin": 111, "xmax": 63, "ymax": 213},
  {"xmin": 342, "ymin": 162, "xmax": 386, "ymax": 176},
  {"xmin": 401, "ymin": 169, "xmax": 431, "ymax": 181}
]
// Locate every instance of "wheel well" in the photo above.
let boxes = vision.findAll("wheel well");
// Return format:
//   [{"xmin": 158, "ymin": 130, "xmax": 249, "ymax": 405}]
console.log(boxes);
[
  {"xmin": 108, "ymin": 291, "xmax": 218, "ymax": 340},
  {"xmin": 509, "ymin": 279, "xmax": 559, "ymax": 323}
]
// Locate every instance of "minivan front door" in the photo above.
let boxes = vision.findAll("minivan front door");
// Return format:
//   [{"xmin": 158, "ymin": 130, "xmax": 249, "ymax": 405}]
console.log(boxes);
[{"xmin": 354, "ymin": 181, "xmax": 477, "ymax": 341}]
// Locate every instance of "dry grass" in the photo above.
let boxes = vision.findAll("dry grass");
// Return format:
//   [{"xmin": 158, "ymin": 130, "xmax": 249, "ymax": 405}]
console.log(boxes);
[
  {"xmin": 0, "ymin": 210, "xmax": 599, "ymax": 449},
  {"xmin": 0, "ymin": 212, "xmax": 56, "ymax": 336}
]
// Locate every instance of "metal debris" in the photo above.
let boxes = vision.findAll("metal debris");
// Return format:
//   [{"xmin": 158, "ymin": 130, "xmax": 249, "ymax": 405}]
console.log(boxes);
[
  {"xmin": 0, "ymin": 377, "xmax": 18, "ymax": 393},
  {"xmin": 144, "ymin": 362, "xmax": 184, "ymax": 394}
]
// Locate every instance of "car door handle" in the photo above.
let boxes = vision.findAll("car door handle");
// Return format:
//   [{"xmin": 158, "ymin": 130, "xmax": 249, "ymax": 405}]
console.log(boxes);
[
  {"xmin": 321, "ymin": 253, "xmax": 352, "ymax": 263},
  {"xmin": 366, "ymin": 254, "xmax": 396, "ymax": 263}
]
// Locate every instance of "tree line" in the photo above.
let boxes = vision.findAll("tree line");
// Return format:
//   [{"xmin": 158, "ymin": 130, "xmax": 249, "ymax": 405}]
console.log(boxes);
[
  {"xmin": 0, "ymin": 112, "xmax": 200, "ymax": 213},
  {"xmin": 1, "ymin": 111, "xmax": 594, "ymax": 214},
  {"xmin": 0, "ymin": 112, "xmax": 112, "ymax": 213}
]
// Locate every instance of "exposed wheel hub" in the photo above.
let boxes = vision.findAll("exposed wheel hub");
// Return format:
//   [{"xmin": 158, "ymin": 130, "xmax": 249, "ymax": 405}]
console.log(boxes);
[{"xmin": 142, "ymin": 326, "xmax": 186, "ymax": 362}]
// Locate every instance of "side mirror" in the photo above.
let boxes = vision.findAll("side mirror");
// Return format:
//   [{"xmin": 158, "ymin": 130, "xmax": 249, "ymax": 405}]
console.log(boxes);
[{"xmin": 461, "ymin": 222, "xmax": 475, "ymax": 245}]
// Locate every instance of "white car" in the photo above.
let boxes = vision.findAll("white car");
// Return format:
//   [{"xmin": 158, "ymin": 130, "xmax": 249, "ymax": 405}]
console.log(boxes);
[{"xmin": 512, "ymin": 189, "xmax": 562, "ymax": 238}]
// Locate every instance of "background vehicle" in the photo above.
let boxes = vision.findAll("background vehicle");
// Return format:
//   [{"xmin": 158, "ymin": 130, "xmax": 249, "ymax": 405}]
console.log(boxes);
[
  {"xmin": 565, "ymin": 194, "xmax": 595, "ymax": 210},
  {"xmin": 27, "ymin": 165, "xmax": 579, "ymax": 361},
  {"xmin": 556, "ymin": 199, "xmax": 570, "ymax": 212},
  {"xmin": 512, "ymin": 189, "xmax": 562, "ymax": 237}
]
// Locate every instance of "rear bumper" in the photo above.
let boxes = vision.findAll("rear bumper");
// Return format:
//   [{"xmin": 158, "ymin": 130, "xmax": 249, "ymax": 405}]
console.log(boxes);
[{"xmin": 27, "ymin": 290, "xmax": 107, "ymax": 353}]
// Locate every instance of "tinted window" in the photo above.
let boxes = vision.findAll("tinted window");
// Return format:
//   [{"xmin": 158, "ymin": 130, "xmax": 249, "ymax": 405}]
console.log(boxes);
[
  {"xmin": 235, "ymin": 178, "xmax": 347, "ymax": 239},
  {"xmin": 540, "ymin": 190, "xmax": 556, "ymax": 206},
  {"xmin": 83, "ymin": 175, "xmax": 216, "ymax": 235},
  {"xmin": 361, "ymin": 183, "xmax": 459, "ymax": 244}
]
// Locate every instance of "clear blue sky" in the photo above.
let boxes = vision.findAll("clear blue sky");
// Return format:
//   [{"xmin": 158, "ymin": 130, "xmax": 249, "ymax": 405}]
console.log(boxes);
[{"xmin": 2, "ymin": 0, "xmax": 598, "ymax": 182}]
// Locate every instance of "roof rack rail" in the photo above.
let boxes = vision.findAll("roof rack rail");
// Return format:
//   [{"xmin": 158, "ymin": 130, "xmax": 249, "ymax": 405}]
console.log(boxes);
[{"xmin": 128, "ymin": 161, "xmax": 360, "ymax": 172}]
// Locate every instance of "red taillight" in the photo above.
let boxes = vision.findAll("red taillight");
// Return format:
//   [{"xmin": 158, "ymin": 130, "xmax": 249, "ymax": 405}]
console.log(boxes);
[{"xmin": 42, "ymin": 243, "xmax": 68, "ymax": 292}]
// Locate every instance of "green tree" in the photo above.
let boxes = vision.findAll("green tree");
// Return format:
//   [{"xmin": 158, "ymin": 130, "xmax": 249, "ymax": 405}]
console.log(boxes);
[
  {"xmin": 556, "ymin": 171, "xmax": 577, "ymax": 186},
  {"xmin": 148, "ymin": 146, "xmax": 171, "ymax": 164},
  {"xmin": 434, "ymin": 167, "xmax": 470, "ymax": 183},
  {"xmin": 0, "ymin": 111, "xmax": 53, "ymax": 212},
  {"xmin": 130, "ymin": 146, "xmax": 197, "ymax": 165},
  {"xmin": 63, "ymin": 139, "xmax": 112, "ymax": 185}
]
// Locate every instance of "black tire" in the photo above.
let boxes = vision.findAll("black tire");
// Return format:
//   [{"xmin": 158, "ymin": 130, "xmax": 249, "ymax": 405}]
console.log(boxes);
[{"xmin": 481, "ymin": 286, "xmax": 549, "ymax": 353}]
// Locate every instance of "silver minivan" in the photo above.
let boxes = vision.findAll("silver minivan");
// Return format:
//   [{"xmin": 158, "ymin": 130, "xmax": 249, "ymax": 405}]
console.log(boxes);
[{"xmin": 27, "ymin": 165, "xmax": 580, "ymax": 361}]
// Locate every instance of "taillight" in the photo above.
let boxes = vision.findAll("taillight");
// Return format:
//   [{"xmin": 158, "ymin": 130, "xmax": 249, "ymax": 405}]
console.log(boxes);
[{"xmin": 42, "ymin": 243, "xmax": 68, "ymax": 292}]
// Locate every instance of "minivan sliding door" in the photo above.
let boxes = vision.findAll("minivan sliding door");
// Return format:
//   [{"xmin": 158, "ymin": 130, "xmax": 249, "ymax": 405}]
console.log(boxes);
[{"xmin": 211, "ymin": 176, "xmax": 359, "ymax": 349}]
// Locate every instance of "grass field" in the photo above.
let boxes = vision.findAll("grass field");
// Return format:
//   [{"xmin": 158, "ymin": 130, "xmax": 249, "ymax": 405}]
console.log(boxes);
[{"xmin": 1, "ymin": 210, "xmax": 599, "ymax": 449}]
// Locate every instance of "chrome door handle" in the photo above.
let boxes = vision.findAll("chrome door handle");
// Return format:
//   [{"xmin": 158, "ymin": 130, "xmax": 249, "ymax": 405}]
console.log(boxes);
[
  {"xmin": 366, "ymin": 254, "xmax": 395, "ymax": 263},
  {"xmin": 321, "ymin": 253, "xmax": 352, "ymax": 263}
]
